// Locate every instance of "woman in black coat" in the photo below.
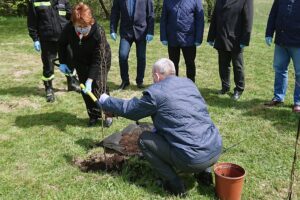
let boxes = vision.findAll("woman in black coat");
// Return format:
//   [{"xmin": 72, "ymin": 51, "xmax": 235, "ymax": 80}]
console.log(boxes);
[
  {"xmin": 207, "ymin": 0, "xmax": 253, "ymax": 100},
  {"xmin": 58, "ymin": 2, "xmax": 112, "ymax": 126}
]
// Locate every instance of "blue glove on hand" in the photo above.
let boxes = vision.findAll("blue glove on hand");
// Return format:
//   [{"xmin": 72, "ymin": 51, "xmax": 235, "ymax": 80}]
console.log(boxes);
[
  {"xmin": 240, "ymin": 44, "xmax": 246, "ymax": 49},
  {"xmin": 146, "ymin": 34, "xmax": 154, "ymax": 43},
  {"xmin": 161, "ymin": 41, "xmax": 168, "ymax": 46},
  {"xmin": 208, "ymin": 41, "xmax": 214, "ymax": 47},
  {"xmin": 265, "ymin": 37, "xmax": 272, "ymax": 46},
  {"xmin": 34, "ymin": 41, "xmax": 41, "ymax": 52},
  {"xmin": 194, "ymin": 42, "xmax": 201, "ymax": 47},
  {"xmin": 110, "ymin": 33, "xmax": 117, "ymax": 41},
  {"xmin": 83, "ymin": 79, "xmax": 92, "ymax": 94},
  {"xmin": 99, "ymin": 93, "xmax": 109, "ymax": 104},
  {"xmin": 59, "ymin": 64, "xmax": 71, "ymax": 74}
]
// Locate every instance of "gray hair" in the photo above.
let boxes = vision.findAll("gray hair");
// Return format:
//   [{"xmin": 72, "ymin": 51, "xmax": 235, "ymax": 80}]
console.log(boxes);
[{"xmin": 152, "ymin": 58, "xmax": 176, "ymax": 76}]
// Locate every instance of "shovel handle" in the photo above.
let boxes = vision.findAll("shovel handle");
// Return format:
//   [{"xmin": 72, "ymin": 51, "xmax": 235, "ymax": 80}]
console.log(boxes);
[{"xmin": 80, "ymin": 84, "xmax": 98, "ymax": 102}]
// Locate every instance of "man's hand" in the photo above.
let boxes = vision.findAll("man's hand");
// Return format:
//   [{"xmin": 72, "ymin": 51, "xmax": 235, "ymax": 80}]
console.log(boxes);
[
  {"xmin": 110, "ymin": 33, "xmax": 117, "ymax": 41},
  {"xmin": 146, "ymin": 34, "xmax": 154, "ymax": 43},
  {"xmin": 34, "ymin": 41, "xmax": 41, "ymax": 52},
  {"xmin": 194, "ymin": 42, "xmax": 201, "ymax": 47},
  {"xmin": 59, "ymin": 64, "xmax": 71, "ymax": 74},
  {"xmin": 265, "ymin": 37, "xmax": 272, "ymax": 46},
  {"xmin": 83, "ymin": 79, "xmax": 92, "ymax": 94},
  {"xmin": 208, "ymin": 41, "xmax": 214, "ymax": 47},
  {"xmin": 99, "ymin": 93, "xmax": 109, "ymax": 104},
  {"xmin": 161, "ymin": 40, "xmax": 168, "ymax": 46},
  {"xmin": 240, "ymin": 44, "xmax": 246, "ymax": 49}
]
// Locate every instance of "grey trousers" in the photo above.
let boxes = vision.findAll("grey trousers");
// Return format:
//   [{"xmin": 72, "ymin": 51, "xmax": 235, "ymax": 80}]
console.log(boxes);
[{"xmin": 138, "ymin": 131, "xmax": 220, "ymax": 181}]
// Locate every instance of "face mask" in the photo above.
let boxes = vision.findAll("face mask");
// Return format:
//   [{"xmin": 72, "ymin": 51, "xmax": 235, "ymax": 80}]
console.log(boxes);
[{"xmin": 75, "ymin": 26, "xmax": 91, "ymax": 35}]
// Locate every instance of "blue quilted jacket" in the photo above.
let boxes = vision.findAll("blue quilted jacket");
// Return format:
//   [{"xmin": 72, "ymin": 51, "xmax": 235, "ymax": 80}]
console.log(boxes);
[
  {"xmin": 102, "ymin": 76, "xmax": 222, "ymax": 164},
  {"xmin": 160, "ymin": 0, "xmax": 204, "ymax": 47}
]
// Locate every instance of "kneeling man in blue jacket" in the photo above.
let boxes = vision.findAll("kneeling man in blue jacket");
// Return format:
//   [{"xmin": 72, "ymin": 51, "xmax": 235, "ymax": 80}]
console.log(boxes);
[{"xmin": 99, "ymin": 58, "xmax": 223, "ymax": 196}]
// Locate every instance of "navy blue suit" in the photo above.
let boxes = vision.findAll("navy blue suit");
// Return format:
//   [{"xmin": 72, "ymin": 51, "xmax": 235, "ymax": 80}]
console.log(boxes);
[
  {"xmin": 110, "ymin": 0, "xmax": 154, "ymax": 41},
  {"xmin": 110, "ymin": 0, "xmax": 154, "ymax": 86}
]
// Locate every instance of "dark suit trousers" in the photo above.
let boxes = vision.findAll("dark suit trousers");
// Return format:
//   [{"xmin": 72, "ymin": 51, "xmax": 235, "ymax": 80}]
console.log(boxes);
[
  {"xmin": 168, "ymin": 46, "xmax": 196, "ymax": 82},
  {"xmin": 218, "ymin": 50, "xmax": 244, "ymax": 92},
  {"xmin": 138, "ymin": 131, "xmax": 220, "ymax": 181}
]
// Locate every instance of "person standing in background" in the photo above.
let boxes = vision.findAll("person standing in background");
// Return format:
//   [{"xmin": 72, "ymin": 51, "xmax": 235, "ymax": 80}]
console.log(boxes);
[
  {"xmin": 160, "ymin": 0, "xmax": 204, "ymax": 82},
  {"xmin": 207, "ymin": 0, "xmax": 253, "ymax": 100},
  {"xmin": 264, "ymin": 0, "xmax": 300, "ymax": 113},
  {"xmin": 110, "ymin": 0, "xmax": 155, "ymax": 90},
  {"xmin": 27, "ymin": 0, "xmax": 80, "ymax": 102}
]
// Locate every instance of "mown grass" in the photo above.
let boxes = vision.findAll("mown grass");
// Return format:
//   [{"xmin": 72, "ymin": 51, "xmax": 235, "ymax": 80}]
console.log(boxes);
[{"xmin": 0, "ymin": 0, "xmax": 299, "ymax": 199}]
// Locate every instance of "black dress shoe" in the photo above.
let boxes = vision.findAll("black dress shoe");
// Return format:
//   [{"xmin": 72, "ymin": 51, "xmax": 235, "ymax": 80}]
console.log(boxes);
[
  {"xmin": 264, "ymin": 99, "xmax": 283, "ymax": 107},
  {"xmin": 137, "ymin": 83, "xmax": 145, "ymax": 89},
  {"xmin": 118, "ymin": 82, "xmax": 130, "ymax": 90},
  {"xmin": 217, "ymin": 88, "xmax": 229, "ymax": 95},
  {"xmin": 88, "ymin": 118, "xmax": 98, "ymax": 127},
  {"xmin": 163, "ymin": 177, "xmax": 187, "ymax": 197},
  {"xmin": 232, "ymin": 90, "xmax": 243, "ymax": 101},
  {"xmin": 194, "ymin": 171, "xmax": 213, "ymax": 186}
]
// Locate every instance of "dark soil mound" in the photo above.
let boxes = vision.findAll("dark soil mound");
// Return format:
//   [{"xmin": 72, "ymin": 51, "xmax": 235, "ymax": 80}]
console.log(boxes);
[
  {"xmin": 119, "ymin": 128, "xmax": 142, "ymax": 155},
  {"xmin": 74, "ymin": 153, "xmax": 126, "ymax": 172}
]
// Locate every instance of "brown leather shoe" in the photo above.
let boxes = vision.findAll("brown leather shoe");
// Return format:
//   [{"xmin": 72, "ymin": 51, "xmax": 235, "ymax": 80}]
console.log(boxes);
[
  {"xmin": 264, "ymin": 99, "xmax": 283, "ymax": 107},
  {"xmin": 293, "ymin": 105, "xmax": 300, "ymax": 113}
]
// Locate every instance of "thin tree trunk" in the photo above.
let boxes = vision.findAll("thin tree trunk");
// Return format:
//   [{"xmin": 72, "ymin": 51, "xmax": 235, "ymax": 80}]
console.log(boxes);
[{"xmin": 98, "ymin": 0, "xmax": 110, "ymax": 19}]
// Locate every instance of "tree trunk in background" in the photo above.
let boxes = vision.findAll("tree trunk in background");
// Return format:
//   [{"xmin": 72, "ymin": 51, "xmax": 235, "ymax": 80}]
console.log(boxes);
[{"xmin": 98, "ymin": 0, "xmax": 110, "ymax": 19}]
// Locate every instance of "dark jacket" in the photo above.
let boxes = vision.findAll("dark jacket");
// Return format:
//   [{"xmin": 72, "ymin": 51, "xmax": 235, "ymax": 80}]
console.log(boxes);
[
  {"xmin": 160, "ymin": 0, "xmax": 204, "ymax": 47},
  {"xmin": 27, "ymin": 0, "xmax": 71, "ymax": 42},
  {"xmin": 207, "ymin": 0, "xmax": 253, "ymax": 52},
  {"xmin": 110, "ymin": 0, "xmax": 154, "ymax": 41},
  {"xmin": 102, "ymin": 76, "xmax": 223, "ymax": 164},
  {"xmin": 265, "ymin": 0, "xmax": 300, "ymax": 47},
  {"xmin": 58, "ymin": 22, "xmax": 111, "ymax": 80}
]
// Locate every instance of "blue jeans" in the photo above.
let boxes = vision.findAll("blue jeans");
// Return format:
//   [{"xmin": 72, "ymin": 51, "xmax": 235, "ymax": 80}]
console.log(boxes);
[
  {"xmin": 273, "ymin": 45, "xmax": 300, "ymax": 105},
  {"xmin": 119, "ymin": 38, "xmax": 146, "ymax": 84}
]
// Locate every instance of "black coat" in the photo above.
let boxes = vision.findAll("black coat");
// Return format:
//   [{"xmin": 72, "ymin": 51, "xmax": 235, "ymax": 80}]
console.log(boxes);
[
  {"xmin": 207, "ymin": 0, "xmax": 253, "ymax": 52},
  {"xmin": 58, "ymin": 22, "xmax": 111, "ymax": 81},
  {"xmin": 266, "ymin": 0, "xmax": 300, "ymax": 47},
  {"xmin": 27, "ymin": 0, "xmax": 71, "ymax": 42},
  {"xmin": 110, "ymin": 0, "xmax": 154, "ymax": 41}
]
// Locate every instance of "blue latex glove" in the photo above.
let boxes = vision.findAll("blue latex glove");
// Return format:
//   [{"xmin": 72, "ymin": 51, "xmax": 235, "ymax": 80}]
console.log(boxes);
[
  {"xmin": 99, "ymin": 93, "xmax": 109, "ymax": 104},
  {"xmin": 146, "ymin": 34, "xmax": 154, "ymax": 43},
  {"xmin": 161, "ymin": 41, "xmax": 168, "ymax": 46},
  {"xmin": 194, "ymin": 42, "xmax": 201, "ymax": 47},
  {"xmin": 59, "ymin": 64, "xmax": 71, "ymax": 74},
  {"xmin": 110, "ymin": 33, "xmax": 117, "ymax": 41},
  {"xmin": 240, "ymin": 44, "xmax": 246, "ymax": 49},
  {"xmin": 34, "ymin": 41, "xmax": 41, "ymax": 52},
  {"xmin": 208, "ymin": 41, "xmax": 214, "ymax": 47},
  {"xmin": 83, "ymin": 79, "xmax": 92, "ymax": 94},
  {"xmin": 265, "ymin": 37, "xmax": 272, "ymax": 46}
]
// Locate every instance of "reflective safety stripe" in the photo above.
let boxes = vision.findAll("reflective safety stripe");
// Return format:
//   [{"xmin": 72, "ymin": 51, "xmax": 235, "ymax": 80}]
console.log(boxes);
[
  {"xmin": 58, "ymin": 10, "xmax": 66, "ymax": 16},
  {"xmin": 41, "ymin": 74, "xmax": 55, "ymax": 81},
  {"xmin": 34, "ymin": 1, "xmax": 51, "ymax": 7}
]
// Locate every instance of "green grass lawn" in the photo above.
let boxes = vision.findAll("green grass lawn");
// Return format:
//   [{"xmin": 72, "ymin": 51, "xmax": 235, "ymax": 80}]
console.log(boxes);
[{"xmin": 0, "ymin": 0, "xmax": 299, "ymax": 199}]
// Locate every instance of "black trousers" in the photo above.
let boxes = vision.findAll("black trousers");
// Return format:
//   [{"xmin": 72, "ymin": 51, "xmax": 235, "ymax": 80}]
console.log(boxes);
[
  {"xmin": 168, "ymin": 46, "xmax": 196, "ymax": 82},
  {"xmin": 218, "ymin": 50, "xmax": 244, "ymax": 92},
  {"xmin": 138, "ymin": 131, "xmax": 220, "ymax": 181},
  {"xmin": 77, "ymin": 53, "xmax": 111, "ymax": 119},
  {"xmin": 40, "ymin": 41, "xmax": 74, "ymax": 79}
]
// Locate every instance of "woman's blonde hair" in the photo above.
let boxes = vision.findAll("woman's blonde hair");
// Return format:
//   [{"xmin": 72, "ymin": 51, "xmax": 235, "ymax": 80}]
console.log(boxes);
[{"xmin": 71, "ymin": 2, "xmax": 94, "ymax": 26}]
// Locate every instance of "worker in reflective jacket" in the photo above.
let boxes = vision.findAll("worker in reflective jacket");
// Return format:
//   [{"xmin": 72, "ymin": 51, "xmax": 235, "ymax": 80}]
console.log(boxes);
[{"xmin": 27, "ymin": 0, "xmax": 80, "ymax": 102}]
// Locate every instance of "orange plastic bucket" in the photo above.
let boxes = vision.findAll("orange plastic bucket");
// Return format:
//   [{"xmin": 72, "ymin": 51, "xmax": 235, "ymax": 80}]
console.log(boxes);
[{"xmin": 214, "ymin": 162, "xmax": 246, "ymax": 200}]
